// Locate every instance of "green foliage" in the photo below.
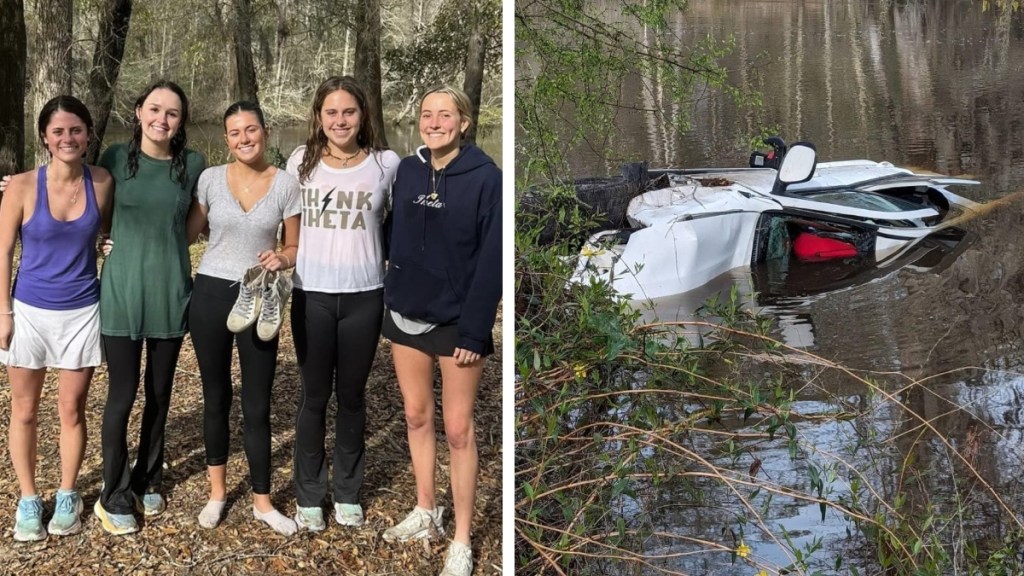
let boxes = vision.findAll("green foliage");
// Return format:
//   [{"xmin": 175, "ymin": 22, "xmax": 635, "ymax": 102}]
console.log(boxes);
[{"xmin": 383, "ymin": 0, "xmax": 502, "ymax": 108}]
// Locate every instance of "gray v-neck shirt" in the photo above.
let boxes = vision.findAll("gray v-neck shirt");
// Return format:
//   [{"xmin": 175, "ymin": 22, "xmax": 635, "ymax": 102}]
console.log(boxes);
[{"xmin": 195, "ymin": 164, "xmax": 302, "ymax": 281}]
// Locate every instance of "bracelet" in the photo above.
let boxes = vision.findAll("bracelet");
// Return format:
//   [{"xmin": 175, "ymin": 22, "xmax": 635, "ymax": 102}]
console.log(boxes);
[
  {"xmin": 280, "ymin": 253, "xmax": 291, "ymax": 268},
  {"xmin": 0, "ymin": 310, "xmax": 12, "ymax": 316}
]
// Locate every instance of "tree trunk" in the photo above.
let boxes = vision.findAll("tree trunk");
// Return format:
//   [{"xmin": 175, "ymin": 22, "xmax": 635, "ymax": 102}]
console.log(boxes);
[
  {"xmin": 31, "ymin": 0, "xmax": 73, "ymax": 166},
  {"xmin": 86, "ymin": 0, "xmax": 133, "ymax": 164},
  {"xmin": 0, "ymin": 0, "xmax": 26, "ymax": 177},
  {"xmin": 233, "ymin": 0, "xmax": 259, "ymax": 103},
  {"xmin": 461, "ymin": 0, "xmax": 486, "ymax": 145},
  {"xmin": 355, "ymin": 0, "xmax": 387, "ymax": 148},
  {"xmin": 342, "ymin": 27, "xmax": 351, "ymax": 76}
]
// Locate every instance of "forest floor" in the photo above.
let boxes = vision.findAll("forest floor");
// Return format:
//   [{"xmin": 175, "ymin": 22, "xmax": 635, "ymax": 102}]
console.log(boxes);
[{"xmin": 0, "ymin": 291, "xmax": 503, "ymax": 575}]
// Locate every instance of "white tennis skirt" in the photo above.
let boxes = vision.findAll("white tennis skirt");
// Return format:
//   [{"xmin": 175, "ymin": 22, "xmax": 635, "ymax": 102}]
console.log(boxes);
[{"xmin": 0, "ymin": 299, "xmax": 102, "ymax": 370}]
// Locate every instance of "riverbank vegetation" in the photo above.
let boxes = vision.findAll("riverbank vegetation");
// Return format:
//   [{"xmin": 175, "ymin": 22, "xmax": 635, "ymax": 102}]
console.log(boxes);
[{"xmin": 515, "ymin": 0, "xmax": 1024, "ymax": 573}]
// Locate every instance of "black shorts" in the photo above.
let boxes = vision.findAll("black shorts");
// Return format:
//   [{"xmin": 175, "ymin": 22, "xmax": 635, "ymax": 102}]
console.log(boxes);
[{"xmin": 381, "ymin": 310, "xmax": 495, "ymax": 358}]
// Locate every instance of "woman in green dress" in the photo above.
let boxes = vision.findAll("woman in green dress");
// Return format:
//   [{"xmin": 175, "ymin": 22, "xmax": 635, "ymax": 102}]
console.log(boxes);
[{"xmin": 91, "ymin": 80, "xmax": 206, "ymax": 535}]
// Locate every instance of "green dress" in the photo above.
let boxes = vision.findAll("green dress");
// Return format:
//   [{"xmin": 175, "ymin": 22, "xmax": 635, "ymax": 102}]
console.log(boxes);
[{"xmin": 99, "ymin": 143, "xmax": 206, "ymax": 338}]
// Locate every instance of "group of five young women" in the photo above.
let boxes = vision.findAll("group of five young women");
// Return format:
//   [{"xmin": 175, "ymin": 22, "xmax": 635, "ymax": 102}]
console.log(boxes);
[{"xmin": 0, "ymin": 75, "xmax": 500, "ymax": 576}]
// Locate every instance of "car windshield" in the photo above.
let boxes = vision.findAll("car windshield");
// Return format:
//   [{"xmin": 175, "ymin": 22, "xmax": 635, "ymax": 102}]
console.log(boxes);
[{"xmin": 802, "ymin": 190, "xmax": 922, "ymax": 212}]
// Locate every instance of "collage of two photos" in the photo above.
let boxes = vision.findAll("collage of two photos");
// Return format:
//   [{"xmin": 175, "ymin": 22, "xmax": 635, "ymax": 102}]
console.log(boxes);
[{"xmin": 6, "ymin": 0, "xmax": 1024, "ymax": 575}]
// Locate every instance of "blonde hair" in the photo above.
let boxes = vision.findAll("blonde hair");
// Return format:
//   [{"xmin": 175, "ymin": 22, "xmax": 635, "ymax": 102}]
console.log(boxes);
[{"xmin": 420, "ymin": 86, "xmax": 473, "ymax": 135}]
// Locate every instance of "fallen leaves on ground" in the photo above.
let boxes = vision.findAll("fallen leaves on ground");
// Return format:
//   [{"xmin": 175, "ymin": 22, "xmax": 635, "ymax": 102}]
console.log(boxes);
[{"xmin": 0, "ymin": 311, "xmax": 503, "ymax": 576}]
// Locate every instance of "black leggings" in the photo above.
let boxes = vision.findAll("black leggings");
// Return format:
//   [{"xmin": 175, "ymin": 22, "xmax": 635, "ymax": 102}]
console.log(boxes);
[
  {"xmin": 189, "ymin": 274, "xmax": 279, "ymax": 494},
  {"xmin": 291, "ymin": 287, "xmax": 383, "ymax": 506},
  {"xmin": 100, "ymin": 334, "xmax": 184, "ymax": 515}
]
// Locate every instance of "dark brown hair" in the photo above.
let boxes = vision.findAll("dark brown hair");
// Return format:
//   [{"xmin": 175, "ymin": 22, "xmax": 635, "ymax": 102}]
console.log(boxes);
[
  {"xmin": 126, "ymin": 79, "xmax": 191, "ymax": 187},
  {"xmin": 37, "ymin": 95, "xmax": 93, "ymax": 156}
]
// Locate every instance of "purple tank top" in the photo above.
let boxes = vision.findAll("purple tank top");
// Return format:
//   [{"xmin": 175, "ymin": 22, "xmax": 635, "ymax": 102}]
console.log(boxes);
[{"xmin": 14, "ymin": 165, "xmax": 102, "ymax": 310}]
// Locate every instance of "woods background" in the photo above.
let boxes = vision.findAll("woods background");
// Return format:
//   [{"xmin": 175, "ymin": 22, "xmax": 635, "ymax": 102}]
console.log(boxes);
[{"xmin": 0, "ymin": 0, "xmax": 502, "ymax": 172}]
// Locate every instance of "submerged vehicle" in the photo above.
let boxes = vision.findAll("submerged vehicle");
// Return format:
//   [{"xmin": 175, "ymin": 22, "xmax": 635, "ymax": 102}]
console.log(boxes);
[{"xmin": 571, "ymin": 140, "xmax": 984, "ymax": 300}]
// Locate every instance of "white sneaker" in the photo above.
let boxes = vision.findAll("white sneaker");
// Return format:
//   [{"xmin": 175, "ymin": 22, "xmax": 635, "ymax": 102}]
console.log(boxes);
[
  {"xmin": 382, "ymin": 506, "xmax": 444, "ymax": 542},
  {"xmin": 227, "ymin": 265, "xmax": 267, "ymax": 333},
  {"xmin": 256, "ymin": 271, "xmax": 292, "ymax": 341},
  {"xmin": 439, "ymin": 541, "xmax": 473, "ymax": 576},
  {"xmin": 294, "ymin": 505, "xmax": 326, "ymax": 532},
  {"xmin": 334, "ymin": 502, "xmax": 364, "ymax": 527}
]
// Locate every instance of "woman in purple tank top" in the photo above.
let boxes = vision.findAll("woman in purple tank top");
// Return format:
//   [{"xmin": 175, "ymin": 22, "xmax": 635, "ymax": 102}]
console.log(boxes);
[{"xmin": 0, "ymin": 96, "xmax": 113, "ymax": 542}]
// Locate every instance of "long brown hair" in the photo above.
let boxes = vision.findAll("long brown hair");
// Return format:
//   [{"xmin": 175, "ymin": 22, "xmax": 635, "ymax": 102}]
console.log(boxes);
[{"xmin": 297, "ymin": 76, "xmax": 386, "ymax": 184}]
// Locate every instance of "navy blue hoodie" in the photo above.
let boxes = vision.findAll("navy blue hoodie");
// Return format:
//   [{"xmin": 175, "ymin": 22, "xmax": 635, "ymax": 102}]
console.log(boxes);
[{"xmin": 384, "ymin": 144, "xmax": 502, "ymax": 354}]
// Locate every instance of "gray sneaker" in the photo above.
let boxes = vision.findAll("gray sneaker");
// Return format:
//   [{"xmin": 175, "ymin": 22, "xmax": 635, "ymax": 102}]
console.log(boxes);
[
  {"xmin": 135, "ymin": 491, "xmax": 166, "ymax": 517},
  {"xmin": 47, "ymin": 490, "xmax": 83, "ymax": 536},
  {"xmin": 382, "ymin": 506, "xmax": 444, "ymax": 542},
  {"xmin": 334, "ymin": 502, "xmax": 364, "ymax": 527},
  {"xmin": 93, "ymin": 499, "xmax": 138, "ymax": 536},
  {"xmin": 256, "ymin": 271, "xmax": 292, "ymax": 341},
  {"xmin": 13, "ymin": 496, "xmax": 46, "ymax": 542},
  {"xmin": 227, "ymin": 265, "xmax": 267, "ymax": 333},
  {"xmin": 294, "ymin": 505, "xmax": 326, "ymax": 532},
  {"xmin": 439, "ymin": 541, "xmax": 473, "ymax": 576}
]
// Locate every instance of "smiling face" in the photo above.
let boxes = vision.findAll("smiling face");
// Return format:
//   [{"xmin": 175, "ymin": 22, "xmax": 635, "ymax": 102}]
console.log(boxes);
[
  {"xmin": 135, "ymin": 88, "xmax": 183, "ymax": 152},
  {"xmin": 419, "ymin": 92, "xmax": 469, "ymax": 157},
  {"xmin": 224, "ymin": 110, "xmax": 267, "ymax": 165},
  {"xmin": 41, "ymin": 110, "xmax": 89, "ymax": 163},
  {"xmin": 319, "ymin": 89, "xmax": 362, "ymax": 153}
]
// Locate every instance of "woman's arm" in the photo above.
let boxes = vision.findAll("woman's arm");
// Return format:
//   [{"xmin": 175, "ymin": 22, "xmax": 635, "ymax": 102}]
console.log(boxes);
[
  {"xmin": 454, "ymin": 172, "xmax": 503, "ymax": 364},
  {"xmin": 186, "ymin": 198, "xmax": 209, "ymax": 245},
  {"xmin": 90, "ymin": 165, "xmax": 115, "ymax": 234},
  {"xmin": 258, "ymin": 214, "xmax": 300, "ymax": 272},
  {"xmin": 0, "ymin": 173, "xmax": 28, "ymax": 350}
]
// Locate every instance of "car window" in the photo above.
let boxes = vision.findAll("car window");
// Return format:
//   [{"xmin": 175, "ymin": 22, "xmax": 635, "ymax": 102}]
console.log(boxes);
[{"xmin": 802, "ymin": 190, "xmax": 922, "ymax": 212}]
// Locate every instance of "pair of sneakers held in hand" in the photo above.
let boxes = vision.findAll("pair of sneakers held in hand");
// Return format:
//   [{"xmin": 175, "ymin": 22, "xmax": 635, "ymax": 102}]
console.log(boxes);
[{"xmin": 227, "ymin": 265, "xmax": 293, "ymax": 340}]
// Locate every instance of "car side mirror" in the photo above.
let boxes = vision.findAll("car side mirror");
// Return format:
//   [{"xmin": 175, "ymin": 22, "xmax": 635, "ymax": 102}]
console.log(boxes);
[{"xmin": 772, "ymin": 142, "xmax": 817, "ymax": 195}]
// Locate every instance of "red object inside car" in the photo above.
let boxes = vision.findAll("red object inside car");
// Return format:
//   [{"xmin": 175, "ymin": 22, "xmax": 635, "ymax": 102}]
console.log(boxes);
[{"xmin": 793, "ymin": 232, "xmax": 858, "ymax": 261}]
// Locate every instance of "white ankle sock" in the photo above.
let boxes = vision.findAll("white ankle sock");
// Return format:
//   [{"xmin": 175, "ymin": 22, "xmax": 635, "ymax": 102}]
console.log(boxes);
[
  {"xmin": 253, "ymin": 506, "xmax": 297, "ymax": 536},
  {"xmin": 198, "ymin": 500, "xmax": 226, "ymax": 529}
]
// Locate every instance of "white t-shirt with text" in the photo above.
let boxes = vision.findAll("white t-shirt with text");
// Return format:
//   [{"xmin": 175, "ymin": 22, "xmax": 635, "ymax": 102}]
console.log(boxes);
[{"xmin": 285, "ymin": 147, "xmax": 399, "ymax": 293}]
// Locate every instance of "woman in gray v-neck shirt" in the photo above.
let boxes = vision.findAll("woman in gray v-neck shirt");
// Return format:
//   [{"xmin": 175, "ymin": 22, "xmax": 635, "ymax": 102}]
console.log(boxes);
[{"xmin": 187, "ymin": 101, "xmax": 301, "ymax": 536}]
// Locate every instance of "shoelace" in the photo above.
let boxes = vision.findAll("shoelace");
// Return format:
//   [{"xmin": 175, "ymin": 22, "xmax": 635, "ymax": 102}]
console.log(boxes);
[
  {"xmin": 444, "ymin": 547, "xmax": 472, "ymax": 572},
  {"xmin": 234, "ymin": 284, "xmax": 256, "ymax": 315},
  {"xmin": 397, "ymin": 509, "xmax": 433, "ymax": 531},
  {"xmin": 260, "ymin": 282, "xmax": 279, "ymax": 323},
  {"xmin": 55, "ymin": 494, "xmax": 76, "ymax": 515},
  {"xmin": 20, "ymin": 500, "xmax": 42, "ymax": 519}
]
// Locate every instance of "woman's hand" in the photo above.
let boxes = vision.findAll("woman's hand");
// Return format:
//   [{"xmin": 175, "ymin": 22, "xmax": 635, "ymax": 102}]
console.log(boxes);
[
  {"xmin": 0, "ymin": 175, "xmax": 10, "ymax": 194},
  {"xmin": 453, "ymin": 347, "xmax": 481, "ymax": 366},
  {"xmin": 257, "ymin": 250, "xmax": 289, "ymax": 272},
  {"xmin": 98, "ymin": 235, "xmax": 113, "ymax": 256},
  {"xmin": 0, "ymin": 314, "xmax": 13, "ymax": 351}
]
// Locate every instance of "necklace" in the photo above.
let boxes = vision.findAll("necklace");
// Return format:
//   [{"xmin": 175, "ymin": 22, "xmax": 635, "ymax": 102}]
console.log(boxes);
[
  {"xmin": 48, "ymin": 171, "xmax": 83, "ymax": 204},
  {"xmin": 233, "ymin": 163, "xmax": 269, "ymax": 194},
  {"xmin": 69, "ymin": 177, "xmax": 81, "ymax": 204},
  {"xmin": 429, "ymin": 166, "xmax": 446, "ymax": 201},
  {"xmin": 325, "ymin": 147, "xmax": 363, "ymax": 168}
]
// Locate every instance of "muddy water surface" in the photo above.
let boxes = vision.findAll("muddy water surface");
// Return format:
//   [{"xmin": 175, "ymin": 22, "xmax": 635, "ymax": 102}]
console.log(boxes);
[{"xmin": 566, "ymin": 1, "xmax": 1024, "ymax": 573}]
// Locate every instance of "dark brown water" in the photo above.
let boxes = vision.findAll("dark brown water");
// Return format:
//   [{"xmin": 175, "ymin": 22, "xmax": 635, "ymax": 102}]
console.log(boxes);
[
  {"xmin": 561, "ymin": 1, "xmax": 1024, "ymax": 572},
  {"xmin": 569, "ymin": 0, "xmax": 1024, "ymax": 380}
]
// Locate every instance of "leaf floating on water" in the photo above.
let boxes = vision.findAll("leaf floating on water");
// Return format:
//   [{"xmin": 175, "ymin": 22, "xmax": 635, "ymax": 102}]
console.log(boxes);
[{"xmin": 748, "ymin": 457, "xmax": 763, "ymax": 480}]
